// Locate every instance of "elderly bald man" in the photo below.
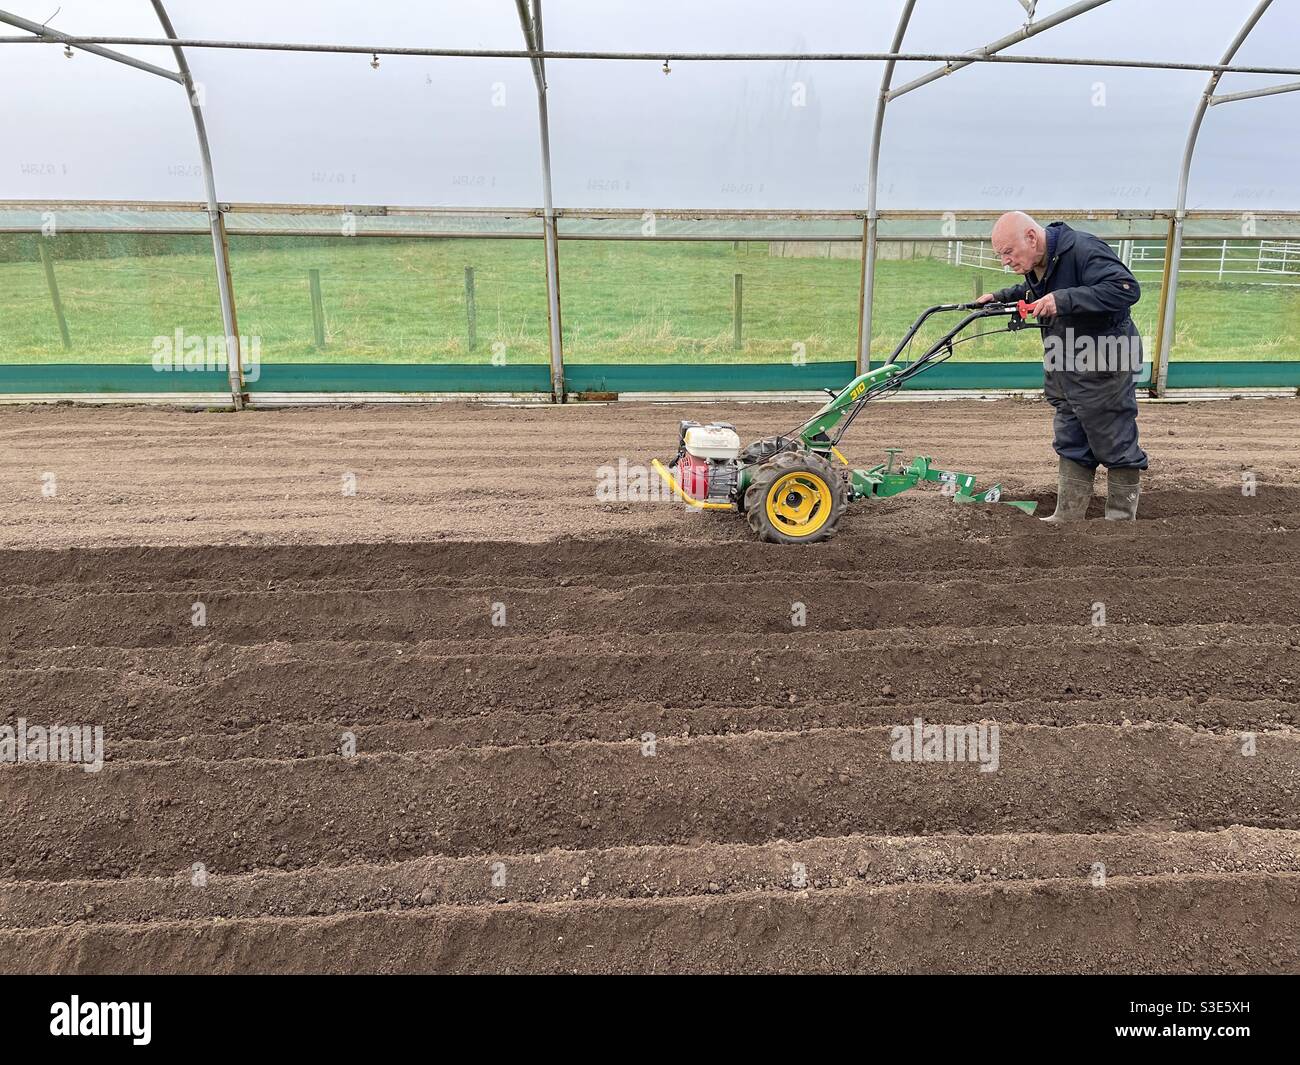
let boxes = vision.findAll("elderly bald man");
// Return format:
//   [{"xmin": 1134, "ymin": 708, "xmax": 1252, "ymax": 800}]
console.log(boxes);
[{"xmin": 976, "ymin": 212, "xmax": 1147, "ymax": 521}]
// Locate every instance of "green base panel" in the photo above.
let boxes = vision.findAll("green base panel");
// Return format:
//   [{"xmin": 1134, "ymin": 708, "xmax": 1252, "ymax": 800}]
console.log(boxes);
[
  {"xmin": 0, "ymin": 363, "xmax": 550, "ymax": 394},
  {"xmin": 1165, "ymin": 362, "xmax": 1300, "ymax": 388},
  {"xmin": 1, "ymin": 361, "xmax": 1297, "ymax": 395},
  {"xmin": 563, "ymin": 362, "xmax": 858, "ymax": 392},
  {"xmin": 0, "ymin": 364, "xmax": 228, "ymax": 393},
  {"xmin": 569, "ymin": 361, "xmax": 1300, "ymax": 392},
  {"xmin": 250, "ymin": 363, "xmax": 551, "ymax": 392}
]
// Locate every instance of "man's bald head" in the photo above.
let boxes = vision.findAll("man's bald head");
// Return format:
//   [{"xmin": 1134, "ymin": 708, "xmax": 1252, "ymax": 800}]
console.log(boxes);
[{"xmin": 991, "ymin": 211, "xmax": 1048, "ymax": 276}]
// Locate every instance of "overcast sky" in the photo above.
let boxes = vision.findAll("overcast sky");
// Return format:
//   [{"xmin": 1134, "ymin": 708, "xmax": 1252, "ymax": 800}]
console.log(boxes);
[{"xmin": 2, "ymin": 0, "xmax": 1297, "ymax": 209}]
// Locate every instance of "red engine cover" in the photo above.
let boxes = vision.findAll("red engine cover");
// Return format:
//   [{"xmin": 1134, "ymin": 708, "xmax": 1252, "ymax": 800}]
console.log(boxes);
[{"xmin": 678, "ymin": 453, "xmax": 710, "ymax": 500}]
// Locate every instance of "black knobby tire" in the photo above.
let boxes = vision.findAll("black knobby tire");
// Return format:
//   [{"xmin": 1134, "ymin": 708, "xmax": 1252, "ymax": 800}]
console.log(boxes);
[
  {"xmin": 740, "ymin": 435, "xmax": 795, "ymax": 466},
  {"xmin": 743, "ymin": 449, "xmax": 848, "ymax": 544},
  {"xmin": 737, "ymin": 436, "xmax": 796, "ymax": 515}
]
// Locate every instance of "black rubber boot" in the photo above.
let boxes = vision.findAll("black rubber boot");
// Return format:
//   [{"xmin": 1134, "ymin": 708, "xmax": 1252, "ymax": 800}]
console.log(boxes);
[
  {"xmin": 1040, "ymin": 457, "xmax": 1095, "ymax": 523},
  {"xmin": 1105, "ymin": 467, "xmax": 1141, "ymax": 521}
]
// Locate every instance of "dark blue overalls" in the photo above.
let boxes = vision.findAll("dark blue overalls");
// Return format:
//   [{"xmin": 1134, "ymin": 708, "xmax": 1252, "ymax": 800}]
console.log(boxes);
[{"xmin": 993, "ymin": 222, "xmax": 1148, "ymax": 470}]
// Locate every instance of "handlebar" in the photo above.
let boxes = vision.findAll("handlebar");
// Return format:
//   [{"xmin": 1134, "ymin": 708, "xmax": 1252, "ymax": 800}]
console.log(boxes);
[
  {"xmin": 957, "ymin": 298, "xmax": 1039, "ymax": 317},
  {"xmin": 824, "ymin": 298, "xmax": 1043, "ymax": 448},
  {"xmin": 886, "ymin": 300, "xmax": 1032, "ymax": 364}
]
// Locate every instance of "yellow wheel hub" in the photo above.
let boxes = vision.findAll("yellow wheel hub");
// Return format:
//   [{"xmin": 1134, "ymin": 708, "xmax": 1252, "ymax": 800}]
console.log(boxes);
[{"xmin": 765, "ymin": 471, "xmax": 833, "ymax": 536}]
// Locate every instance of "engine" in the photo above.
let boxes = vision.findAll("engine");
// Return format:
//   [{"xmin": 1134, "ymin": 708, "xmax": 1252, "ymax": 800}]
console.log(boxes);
[{"xmin": 673, "ymin": 421, "xmax": 742, "ymax": 505}]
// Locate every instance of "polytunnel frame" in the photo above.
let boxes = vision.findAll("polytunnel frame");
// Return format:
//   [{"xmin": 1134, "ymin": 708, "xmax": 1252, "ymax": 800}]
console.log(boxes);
[{"xmin": 2, "ymin": 4, "xmax": 1300, "ymax": 406}]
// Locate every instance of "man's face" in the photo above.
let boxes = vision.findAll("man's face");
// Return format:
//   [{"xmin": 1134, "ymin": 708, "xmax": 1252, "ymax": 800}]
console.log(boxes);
[{"xmin": 993, "ymin": 227, "xmax": 1040, "ymax": 274}]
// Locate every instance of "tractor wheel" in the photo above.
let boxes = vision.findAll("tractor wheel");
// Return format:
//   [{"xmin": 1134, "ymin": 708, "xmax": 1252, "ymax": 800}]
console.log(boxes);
[{"xmin": 744, "ymin": 450, "xmax": 847, "ymax": 544}]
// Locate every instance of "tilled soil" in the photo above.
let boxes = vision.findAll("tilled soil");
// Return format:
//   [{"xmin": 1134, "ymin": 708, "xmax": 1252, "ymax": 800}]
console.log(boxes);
[{"xmin": 1, "ymin": 397, "xmax": 1298, "ymax": 973}]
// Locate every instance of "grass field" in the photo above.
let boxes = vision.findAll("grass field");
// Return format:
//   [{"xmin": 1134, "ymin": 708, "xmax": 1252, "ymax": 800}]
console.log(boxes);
[{"xmin": 1, "ymin": 234, "xmax": 1296, "ymax": 365}]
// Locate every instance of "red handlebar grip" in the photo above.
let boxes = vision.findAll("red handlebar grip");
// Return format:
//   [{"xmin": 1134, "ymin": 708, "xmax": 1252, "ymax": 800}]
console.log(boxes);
[{"xmin": 1017, "ymin": 299, "xmax": 1035, "ymax": 318}]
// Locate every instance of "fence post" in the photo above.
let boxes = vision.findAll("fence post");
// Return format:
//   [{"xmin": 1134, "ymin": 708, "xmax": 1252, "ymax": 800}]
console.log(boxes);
[
  {"xmin": 37, "ymin": 239, "xmax": 72, "ymax": 351},
  {"xmin": 1219, "ymin": 239, "xmax": 1228, "ymax": 280},
  {"xmin": 464, "ymin": 266, "xmax": 477, "ymax": 352},
  {"xmin": 308, "ymin": 268, "xmax": 326, "ymax": 349},
  {"xmin": 732, "ymin": 273, "xmax": 743, "ymax": 352}
]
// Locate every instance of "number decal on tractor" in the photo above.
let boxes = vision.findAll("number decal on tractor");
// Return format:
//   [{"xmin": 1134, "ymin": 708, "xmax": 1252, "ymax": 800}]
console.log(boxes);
[{"xmin": 848, "ymin": 381, "xmax": 867, "ymax": 401}]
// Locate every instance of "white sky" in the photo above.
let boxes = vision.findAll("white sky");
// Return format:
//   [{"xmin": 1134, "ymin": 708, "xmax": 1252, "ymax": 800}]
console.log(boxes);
[{"xmin": 1, "ymin": 0, "xmax": 1297, "ymax": 209}]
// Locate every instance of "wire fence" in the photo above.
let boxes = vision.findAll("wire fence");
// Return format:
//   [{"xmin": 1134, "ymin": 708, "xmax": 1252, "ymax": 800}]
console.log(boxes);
[{"xmin": 948, "ymin": 236, "xmax": 1300, "ymax": 287}]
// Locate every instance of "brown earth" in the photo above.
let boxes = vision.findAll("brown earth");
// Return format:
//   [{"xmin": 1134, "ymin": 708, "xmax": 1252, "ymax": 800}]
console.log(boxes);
[{"xmin": 0, "ymin": 396, "xmax": 1298, "ymax": 973}]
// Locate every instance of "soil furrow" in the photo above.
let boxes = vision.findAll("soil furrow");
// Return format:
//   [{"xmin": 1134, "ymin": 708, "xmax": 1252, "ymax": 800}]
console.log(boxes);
[
  {"xmin": 2, "ymin": 520, "xmax": 1298, "ymax": 590},
  {"xmin": 2, "ymin": 725, "xmax": 1297, "ymax": 881},
  {"xmin": 3, "ymin": 826, "xmax": 1296, "ymax": 929},
  {"xmin": 94, "ymin": 697, "xmax": 1300, "ymax": 761},
  {"xmin": 4, "ymin": 637, "xmax": 1294, "ymax": 738},
  {"xmin": 2, "ymin": 871, "xmax": 1296, "ymax": 974},
  {"xmin": 5, "ymin": 574, "xmax": 1300, "ymax": 648}
]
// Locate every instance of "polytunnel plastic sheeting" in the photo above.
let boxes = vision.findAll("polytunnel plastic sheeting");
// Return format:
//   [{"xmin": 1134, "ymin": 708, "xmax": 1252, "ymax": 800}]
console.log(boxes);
[
  {"xmin": 883, "ymin": 0, "xmax": 1300, "ymax": 211},
  {"xmin": 543, "ymin": 0, "xmax": 899, "ymax": 211},
  {"xmin": 869, "ymin": 0, "xmax": 1237, "ymax": 211},
  {"xmin": 0, "ymin": 205, "xmax": 210, "ymax": 231},
  {"xmin": 222, "ymin": 210, "xmax": 545, "ymax": 237},
  {"xmin": 160, "ymin": 0, "xmax": 542, "ymax": 207},
  {"xmin": 0, "ymin": 0, "xmax": 1298, "ymax": 211},
  {"xmin": 874, "ymin": 215, "xmax": 1171, "ymax": 238},
  {"xmin": 966, "ymin": 0, "xmax": 1298, "ymax": 212},
  {"xmin": 1216, "ymin": 0, "xmax": 1300, "ymax": 82},
  {"xmin": 546, "ymin": 58, "xmax": 884, "ymax": 210},
  {"xmin": 876, "ymin": 61, "xmax": 1205, "ymax": 210},
  {"xmin": 1191, "ymin": 91, "xmax": 1300, "ymax": 211},
  {"xmin": 0, "ymin": 29, "xmax": 197, "ymax": 201},
  {"xmin": 170, "ymin": 48, "xmax": 543, "ymax": 208},
  {"xmin": 544, "ymin": 0, "xmax": 911, "ymax": 53},
  {"xmin": 163, "ymin": 0, "xmax": 526, "ymax": 50},
  {"xmin": 556, "ymin": 216, "xmax": 864, "ymax": 239},
  {"xmin": 1187, "ymin": 2, "xmax": 1300, "ymax": 212}
]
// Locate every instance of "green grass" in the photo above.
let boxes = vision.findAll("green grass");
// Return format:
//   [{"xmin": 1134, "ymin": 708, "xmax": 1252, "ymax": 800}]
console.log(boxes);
[{"xmin": 1, "ymin": 235, "xmax": 1296, "ymax": 365}]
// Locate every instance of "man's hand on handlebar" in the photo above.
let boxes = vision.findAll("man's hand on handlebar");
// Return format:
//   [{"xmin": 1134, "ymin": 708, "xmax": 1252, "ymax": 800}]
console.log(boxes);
[
  {"xmin": 1023, "ymin": 293, "xmax": 1057, "ymax": 318},
  {"xmin": 971, "ymin": 292, "xmax": 1055, "ymax": 318},
  {"xmin": 964, "ymin": 294, "xmax": 1013, "ymax": 310}
]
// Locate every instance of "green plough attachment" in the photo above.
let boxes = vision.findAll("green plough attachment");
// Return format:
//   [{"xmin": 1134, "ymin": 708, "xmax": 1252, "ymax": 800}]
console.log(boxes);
[{"xmin": 840, "ymin": 451, "xmax": 1037, "ymax": 514}]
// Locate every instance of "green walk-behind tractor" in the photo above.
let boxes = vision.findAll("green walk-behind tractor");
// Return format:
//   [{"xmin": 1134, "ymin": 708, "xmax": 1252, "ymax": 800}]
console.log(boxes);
[{"xmin": 652, "ymin": 299, "xmax": 1045, "ymax": 544}]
